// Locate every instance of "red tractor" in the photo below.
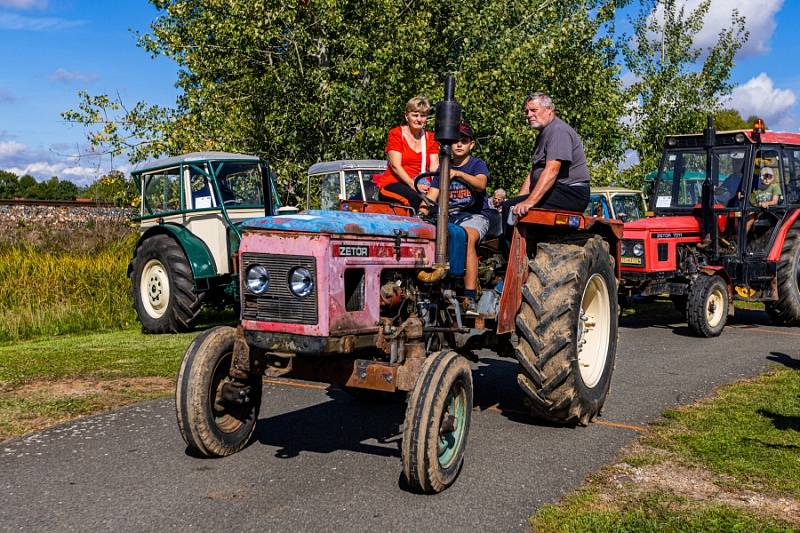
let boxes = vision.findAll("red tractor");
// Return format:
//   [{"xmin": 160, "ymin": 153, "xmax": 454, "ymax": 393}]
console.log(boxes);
[
  {"xmin": 620, "ymin": 119, "xmax": 800, "ymax": 336},
  {"xmin": 175, "ymin": 77, "xmax": 622, "ymax": 493}
]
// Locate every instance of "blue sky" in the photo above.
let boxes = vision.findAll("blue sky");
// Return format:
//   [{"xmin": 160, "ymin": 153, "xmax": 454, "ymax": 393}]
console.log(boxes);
[{"xmin": 0, "ymin": 0, "xmax": 798, "ymax": 186}]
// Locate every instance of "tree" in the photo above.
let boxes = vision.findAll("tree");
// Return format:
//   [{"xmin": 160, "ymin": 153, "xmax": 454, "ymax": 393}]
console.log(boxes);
[
  {"xmin": 0, "ymin": 170, "xmax": 18, "ymax": 199},
  {"xmin": 622, "ymin": 0, "xmax": 747, "ymax": 187},
  {"xmin": 16, "ymin": 175, "xmax": 37, "ymax": 198},
  {"xmin": 65, "ymin": 0, "xmax": 629, "ymax": 199},
  {"xmin": 713, "ymin": 108, "xmax": 748, "ymax": 131},
  {"xmin": 84, "ymin": 170, "xmax": 138, "ymax": 206}
]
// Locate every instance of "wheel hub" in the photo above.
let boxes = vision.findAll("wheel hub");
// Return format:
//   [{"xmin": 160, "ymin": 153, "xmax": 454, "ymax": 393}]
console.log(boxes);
[
  {"xmin": 140, "ymin": 259, "xmax": 170, "ymax": 318},
  {"xmin": 577, "ymin": 273, "xmax": 611, "ymax": 388},
  {"xmin": 706, "ymin": 288, "xmax": 725, "ymax": 327}
]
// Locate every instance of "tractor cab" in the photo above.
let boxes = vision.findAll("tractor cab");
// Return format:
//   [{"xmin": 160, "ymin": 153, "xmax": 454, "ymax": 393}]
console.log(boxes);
[
  {"xmin": 305, "ymin": 159, "xmax": 386, "ymax": 210},
  {"xmin": 585, "ymin": 187, "xmax": 647, "ymax": 222},
  {"xmin": 620, "ymin": 121, "xmax": 800, "ymax": 336}
]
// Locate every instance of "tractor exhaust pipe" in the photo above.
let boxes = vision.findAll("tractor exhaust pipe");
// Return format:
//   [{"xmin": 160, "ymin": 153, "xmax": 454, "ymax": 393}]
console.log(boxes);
[
  {"xmin": 701, "ymin": 115, "xmax": 717, "ymax": 256},
  {"xmin": 433, "ymin": 75, "xmax": 462, "ymax": 267}
]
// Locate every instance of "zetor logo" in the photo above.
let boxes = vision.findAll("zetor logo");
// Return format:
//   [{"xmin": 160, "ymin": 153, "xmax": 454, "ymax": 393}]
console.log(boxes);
[{"xmin": 338, "ymin": 245, "xmax": 369, "ymax": 257}]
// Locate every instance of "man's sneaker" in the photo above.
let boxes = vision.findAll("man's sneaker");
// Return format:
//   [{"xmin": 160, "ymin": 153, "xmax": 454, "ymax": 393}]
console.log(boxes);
[{"xmin": 464, "ymin": 299, "xmax": 480, "ymax": 317}]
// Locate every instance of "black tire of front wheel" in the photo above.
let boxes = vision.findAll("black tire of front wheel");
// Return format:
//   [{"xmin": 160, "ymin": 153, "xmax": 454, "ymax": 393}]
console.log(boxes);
[
  {"xmin": 686, "ymin": 275, "xmax": 729, "ymax": 337},
  {"xmin": 130, "ymin": 234, "xmax": 204, "ymax": 333},
  {"xmin": 767, "ymin": 227, "xmax": 800, "ymax": 325},
  {"xmin": 175, "ymin": 326, "xmax": 261, "ymax": 457},
  {"xmin": 512, "ymin": 235, "xmax": 618, "ymax": 426},
  {"xmin": 401, "ymin": 350, "xmax": 473, "ymax": 493}
]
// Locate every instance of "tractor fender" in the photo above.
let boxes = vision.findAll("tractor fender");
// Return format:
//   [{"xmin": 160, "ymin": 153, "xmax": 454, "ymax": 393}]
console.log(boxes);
[
  {"xmin": 767, "ymin": 208, "xmax": 800, "ymax": 262},
  {"xmin": 130, "ymin": 224, "xmax": 217, "ymax": 281},
  {"xmin": 696, "ymin": 266, "xmax": 734, "ymax": 315}
]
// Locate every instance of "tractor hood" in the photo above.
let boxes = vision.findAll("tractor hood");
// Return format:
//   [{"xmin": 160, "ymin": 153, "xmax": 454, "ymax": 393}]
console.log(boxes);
[
  {"xmin": 623, "ymin": 215, "xmax": 701, "ymax": 238},
  {"xmin": 240, "ymin": 210, "xmax": 437, "ymax": 240}
]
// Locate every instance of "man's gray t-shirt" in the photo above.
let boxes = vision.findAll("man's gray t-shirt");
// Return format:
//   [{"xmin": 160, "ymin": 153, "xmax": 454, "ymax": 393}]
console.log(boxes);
[{"xmin": 530, "ymin": 116, "xmax": 590, "ymax": 187}]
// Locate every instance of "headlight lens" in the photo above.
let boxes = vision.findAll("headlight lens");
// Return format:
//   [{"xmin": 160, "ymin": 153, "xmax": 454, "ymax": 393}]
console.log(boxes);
[
  {"xmin": 245, "ymin": 265, "xmax": 269, "ymax": 294},
  {"xmin": 289, "ymin": 267, "xmax": 314, "ymax": 297},
  {"xmin": 633, "ymin": 243, "xmax": 644, "ymax": 257},
  {"xmin": 620, "ymin": 241, "xmax": 628, "ymax": 256}
]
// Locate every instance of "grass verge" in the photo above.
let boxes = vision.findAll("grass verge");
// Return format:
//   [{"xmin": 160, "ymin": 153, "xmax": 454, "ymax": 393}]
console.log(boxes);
[
  {"xmin": 0, "ymin": 328, "xmax": 198, "ymax": 441},
  {"xmin": 531, "ymin": 366, "xmax": 800, "ymax": 532}
]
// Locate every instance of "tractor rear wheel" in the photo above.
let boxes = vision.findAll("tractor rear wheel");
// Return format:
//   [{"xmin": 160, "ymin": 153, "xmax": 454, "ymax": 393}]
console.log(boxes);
[
  {"xmin": 766, "ymin": 227, "xmax": 800, "ymax": 325},
  {"xmin": 686, "ymin": 274, "xmax": 728, "ymax": 337},
  {"xmin": 512, "ymin": 235, "xmax": 617, "ymax": 426},
  {"xmin": 130, "ymin": 234, "xmax": 204, "ymax": 333},
  {"xmin": 402, "ymin": 350, "xmax": 473, "ymax": 493},
  {"xmin": 176, "ymin": 326, "xmax": 262, "ymax": 457}
]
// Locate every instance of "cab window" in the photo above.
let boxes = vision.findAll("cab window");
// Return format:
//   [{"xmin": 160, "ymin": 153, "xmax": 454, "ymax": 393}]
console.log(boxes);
[
  {"xmin": 782, "ymin": 149, "xmax": 800, "ymax": 204},
  {"xmin": 189, "ymin": 165, "xmax": 214, "ymax": 209},
  {"xmin": 143, "ymin": 167, "xmax": 181, "ymax": 214}
]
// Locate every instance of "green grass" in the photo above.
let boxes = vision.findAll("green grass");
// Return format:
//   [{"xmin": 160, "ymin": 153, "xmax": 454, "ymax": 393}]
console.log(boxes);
[
  {"xmin": 0, "ymin": 236, "xmax": 139, "ymax": 342},
  {"xmin": 0, "ymin": 328, "xmax": 199, "ymax": 385},
  {"xmin": 0, "ymin": 328, "xmax": 199, "ymax": 440},
  {"xmin": 533, "ymin": 489, "xmax": 793, "ymax": 532},
  {"xmin": 649, "ymin": 368, "xmax": 800, "ymax": 497},
  {"xmin": 531, "ymin": 367, "xmax": 800, "ymax": 531}
]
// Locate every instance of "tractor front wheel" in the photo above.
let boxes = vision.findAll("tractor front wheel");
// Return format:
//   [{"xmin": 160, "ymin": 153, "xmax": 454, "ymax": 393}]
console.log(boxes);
[
  {"xmin": 766, "ymin": 227, "xmax": 800, "ymax": 325},
  {"xmin": 176, "ymin": 326, "xmax": 262, "ymax": 457},
  {"xmin": 130, "ymin": 234, "xmax": 203, "ymax": 333},
  {"xmin": 513, "ymin": 235, "xmax": 617, "ymax": 426},
  {"xmin": 686, "ymin": 274, "xmax": 728, "ymax": 337},
  {"xmin": 401, "ymin": 350, "xmax": 473, "ymax": 493}
]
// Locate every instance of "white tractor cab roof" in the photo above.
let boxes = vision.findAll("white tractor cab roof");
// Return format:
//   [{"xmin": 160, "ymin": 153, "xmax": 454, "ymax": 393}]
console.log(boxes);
[
  {"xmin": 305, "ymin": 159, "xmax": 387, "ymax": 210},
  {"xmin": 132, "ymin": 151, "xmax": 260, "ymax": 174}
]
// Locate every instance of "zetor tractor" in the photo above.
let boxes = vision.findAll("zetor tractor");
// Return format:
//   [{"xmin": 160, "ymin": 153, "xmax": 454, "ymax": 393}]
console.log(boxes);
[
  {"xmin": 129, "ymin": 152, "xmax": 279, "ymax": 333},
  {"xmin": 620, "ymin": 119, "xmax": 800, "ymax": 336},
  {"xmin": 175, "ymin": 77, "xmax": 622, "ymax": 493}
]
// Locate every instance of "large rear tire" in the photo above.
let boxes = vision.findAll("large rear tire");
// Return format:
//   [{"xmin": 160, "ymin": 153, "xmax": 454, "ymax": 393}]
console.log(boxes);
[
  {"xmin": 513, "ymin": 235, "xmax": 617, "ymax": 426},
  {"xmin": 401, "ymin": 350, "xmax": 473, "ymax": 493},
  {"xmin": 176, "ymin": 326, "xmax": 262, "ymax": 457},
  {"xmin": 130, "ymin": 234, "xmax": 204, "ymax": 333},
  {"xmin": 766, "ymin": 227, "xmax": 800, "ymax": 325},
  {"xmin": 686, "ymin": 274, "xmax": 728, "ymax": 337}
]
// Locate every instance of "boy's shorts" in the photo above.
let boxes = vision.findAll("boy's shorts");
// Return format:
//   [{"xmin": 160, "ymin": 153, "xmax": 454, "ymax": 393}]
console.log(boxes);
[{"xmin": 450, "ymin": 212, "xmax": 490, "ymax": 241}]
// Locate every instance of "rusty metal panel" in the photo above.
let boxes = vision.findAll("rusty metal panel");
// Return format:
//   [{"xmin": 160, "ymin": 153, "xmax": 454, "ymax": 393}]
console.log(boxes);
[
  {"xmin": 497, "ymin": 225, "xmax": 526, "ymax": 334},
  {"xmin": 344, "ymin": 360, "xmax": 398, "ymax": 392}
]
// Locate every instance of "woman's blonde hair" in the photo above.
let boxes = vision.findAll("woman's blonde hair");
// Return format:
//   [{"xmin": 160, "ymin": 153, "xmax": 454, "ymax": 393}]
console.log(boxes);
[{"xmin": 405, "ymin": 96, "xmax": 431, "ymax": 115}]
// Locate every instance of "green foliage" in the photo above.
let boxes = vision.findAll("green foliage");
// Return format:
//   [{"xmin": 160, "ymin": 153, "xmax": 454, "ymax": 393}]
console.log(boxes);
[
  {"xmin": 0, "ymin": 170, "xmax": 18, "ymax": 199},
  {"xmin": 713, "ymin": 108, "xmax": 748, "ymax": 131},
  {"xmin": 0, "ymin": 171, "xmax": 82, "ymax": 201},
  {"xmin": 623, "ymin": 0, "xmax": 748, "ymax": 183},
  {"xmin": 65, "ymin": 0, "xmax": 628, "ymax": 198},
  {"xmin": 83, "ymin": 170, "xmax": 139, "ymax": 207}
]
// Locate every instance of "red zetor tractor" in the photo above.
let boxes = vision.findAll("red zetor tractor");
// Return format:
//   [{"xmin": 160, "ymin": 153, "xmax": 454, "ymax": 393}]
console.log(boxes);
[
  {"xmin": 175, "ymin": 76, "xmax": 622, "ymax": 493},
  {"xmin": 620, "ymin": 119, "xmax": 800, "ymax": 336}
]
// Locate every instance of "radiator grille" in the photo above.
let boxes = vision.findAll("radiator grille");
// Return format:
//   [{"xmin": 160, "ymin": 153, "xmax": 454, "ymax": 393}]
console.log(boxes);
[{"xmin": 241, "ymin": 253, "xmax": 318, "ymax": 324}]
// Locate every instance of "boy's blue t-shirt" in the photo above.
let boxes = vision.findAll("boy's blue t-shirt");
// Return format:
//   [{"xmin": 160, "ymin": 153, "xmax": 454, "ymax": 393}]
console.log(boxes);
[{"xmin": 430, "ymin": 156, "xmax": 491, "ymax": 217}]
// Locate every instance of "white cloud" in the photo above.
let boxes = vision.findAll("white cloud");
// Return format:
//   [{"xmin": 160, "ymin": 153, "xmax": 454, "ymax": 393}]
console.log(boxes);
[
  {"xmin": 652, "ymin": 0, "xmax": 783, "ymax": 57},
  {"xmin": 0, "ymin": 12, "xmax": 85, "ymax": 31},
  {"xmin": 728, "ymin": 73, "xmax": 796, "ymax": 129},
  {"xmin": 0, "ymin": 0, "xmax": 47, "ymax": 8},
  {"xmin": 49, "ymin": 68, "xmax": 98, "ymax": 84},
  {"xmin": 0, "ymin": 140, "xmax": 26, "ymax": 158}
]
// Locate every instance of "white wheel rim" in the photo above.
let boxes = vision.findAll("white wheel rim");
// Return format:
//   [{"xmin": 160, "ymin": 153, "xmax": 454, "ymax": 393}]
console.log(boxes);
[
  {"xmin": 706, "ymin": 287, "xmax": 725, "ymax": 328},
  {"xmin": 577, "ymin": 273, "xmax": 611, "ymax": 388},
  {"xmin": 141, "ymin": 259, "xmax": 170, "ymax": 318}
]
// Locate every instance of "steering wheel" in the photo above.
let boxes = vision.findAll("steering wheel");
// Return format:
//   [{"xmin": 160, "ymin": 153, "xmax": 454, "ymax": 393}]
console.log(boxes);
[{"xmin": 412, "ymin": 171, "xmax": 479, "ymax": 214}]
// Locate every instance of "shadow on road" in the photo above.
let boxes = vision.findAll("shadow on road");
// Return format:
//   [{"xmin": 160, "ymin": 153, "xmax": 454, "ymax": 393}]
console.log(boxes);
[
  {"xmin": 252, "ymin": 390, "xmax": 405, "ymax": 459},
  {"xmin": 767, "ymin": 352, "xmax": 800, "ymax": 369}
]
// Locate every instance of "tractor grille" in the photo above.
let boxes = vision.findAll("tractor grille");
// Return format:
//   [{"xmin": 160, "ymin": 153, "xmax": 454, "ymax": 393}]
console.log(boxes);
[{"xmin": 241, "ymin": 253, "xmax": 318, "ymax": 324}]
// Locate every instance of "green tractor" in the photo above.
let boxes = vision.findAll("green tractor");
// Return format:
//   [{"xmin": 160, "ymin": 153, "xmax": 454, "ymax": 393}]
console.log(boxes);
[{"xmin": 129, "ymin": 152, "xmax": 280, "ymax": 333}]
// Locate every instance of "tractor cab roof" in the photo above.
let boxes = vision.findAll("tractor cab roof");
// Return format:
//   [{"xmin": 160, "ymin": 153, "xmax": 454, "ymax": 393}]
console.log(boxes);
[{"xmin": 132, "ymin": 151, "xmax": 261, "ymax": 175}]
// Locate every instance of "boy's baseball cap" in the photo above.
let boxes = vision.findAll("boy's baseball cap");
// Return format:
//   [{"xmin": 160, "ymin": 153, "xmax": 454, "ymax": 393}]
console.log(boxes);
[{"xmin": 457, "ymin": 122, "xmax": 475, "ymax": 139}]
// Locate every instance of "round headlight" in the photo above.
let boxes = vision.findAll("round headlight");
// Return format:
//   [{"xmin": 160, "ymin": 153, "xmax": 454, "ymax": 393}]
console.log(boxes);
[
  {"xmin": 289, "ymin": 267, "xmax": 314, "ymax": 297},
  {"xmin": 633, "ymin": 243, "xmax": 644, "ymax": 257},
  {"xmin": 620, "ymin": 241, "xmax": 628, "ymax": 256},
  {"xmin": 246, "ymin": 265, "xmax": 269, "ymax": 294}
]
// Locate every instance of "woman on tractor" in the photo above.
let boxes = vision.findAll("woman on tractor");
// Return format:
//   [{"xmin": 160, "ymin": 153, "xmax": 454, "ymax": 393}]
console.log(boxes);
[{"xmin": 375, "ymin": 96, "xmax": 440, "ymax": 211}]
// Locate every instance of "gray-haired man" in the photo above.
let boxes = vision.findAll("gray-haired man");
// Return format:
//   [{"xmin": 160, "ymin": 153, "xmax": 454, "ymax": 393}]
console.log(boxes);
[{"xmin": 504, "ymin": 92, "xmax": 590, "ymax": 222}]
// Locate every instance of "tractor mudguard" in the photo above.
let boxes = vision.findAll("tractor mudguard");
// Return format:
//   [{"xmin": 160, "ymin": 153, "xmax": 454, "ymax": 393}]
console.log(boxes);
[
  {"xmin": 767, "ymin": 208, "xmax": 800, "ymax": 262},
  {"xmin": 134, "ymin": 224, "xmax": 217, "ymax": 280}
]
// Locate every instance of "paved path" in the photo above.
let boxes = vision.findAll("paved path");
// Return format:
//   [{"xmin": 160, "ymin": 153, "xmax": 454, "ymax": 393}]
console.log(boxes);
[{"xmin": 3, "ymin": 309, "xmax": 798, "ymax": 532}]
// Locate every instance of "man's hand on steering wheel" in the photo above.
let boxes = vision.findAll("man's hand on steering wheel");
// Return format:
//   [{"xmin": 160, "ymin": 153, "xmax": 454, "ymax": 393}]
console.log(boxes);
[{"xmin": 412, "ymin": 170, "xmax": 479, "ymax": 215}]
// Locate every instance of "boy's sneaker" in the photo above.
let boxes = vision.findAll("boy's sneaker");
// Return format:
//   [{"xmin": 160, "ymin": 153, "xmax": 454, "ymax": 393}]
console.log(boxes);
[{"xmin": 464, "ymin": 298, "xmax": 480, "ymax": 317}]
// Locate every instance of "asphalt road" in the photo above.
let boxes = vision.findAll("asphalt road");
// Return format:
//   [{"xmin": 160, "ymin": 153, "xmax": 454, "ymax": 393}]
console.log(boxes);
[{"xmin": 3, "ymin": 309, "xmax": 799, "ymax": 532}]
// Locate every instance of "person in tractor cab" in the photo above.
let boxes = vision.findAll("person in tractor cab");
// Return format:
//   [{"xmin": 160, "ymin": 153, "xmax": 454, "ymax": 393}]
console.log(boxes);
[
  {"xmin": 375, "ymin": 96, "xmax": 440, "ymax": 211},
  {"xmin": 418, "ymin": 123, "xmax": 490, "ymax": 316},
  {"xmin": 503, "ymin": 92, "xmax": 590, "ymax": 231},
  {"xmin": 745, "ymin": 166, "xmax": 782, "ymax": 233}
]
